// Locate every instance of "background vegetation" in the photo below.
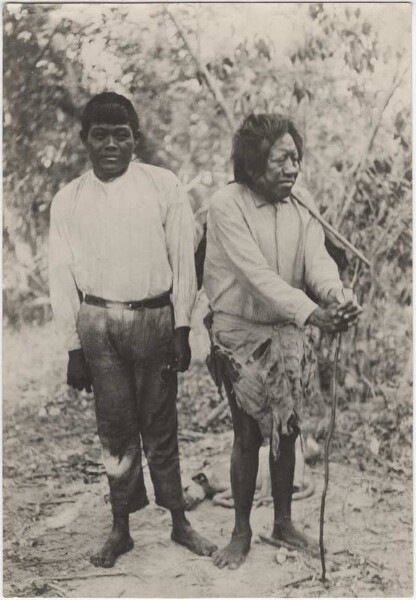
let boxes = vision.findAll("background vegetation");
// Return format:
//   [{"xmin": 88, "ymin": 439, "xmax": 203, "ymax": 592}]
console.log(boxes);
[
  {"xmin": 4, "ymin": 2, "xmax": 412, "ymax": 462},
  {"xmin": 3, "ymin": 5, "xmax": 412, "ymax": 595}
]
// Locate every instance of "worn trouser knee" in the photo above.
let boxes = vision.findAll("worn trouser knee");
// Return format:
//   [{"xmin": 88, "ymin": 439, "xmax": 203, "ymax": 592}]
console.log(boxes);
[
  {"xmin": 99, "ymin": 425, "xmax": 148, "ymax": 516},
  {"xmin": 139, "ymin": 383, "xmax": 184, "ymax": 511}
]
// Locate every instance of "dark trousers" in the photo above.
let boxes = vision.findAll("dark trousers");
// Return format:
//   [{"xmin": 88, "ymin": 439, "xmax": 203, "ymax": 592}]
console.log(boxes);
[{"xmin": 78, "ymin": 302, "xmax": 184, "ymax": 516}]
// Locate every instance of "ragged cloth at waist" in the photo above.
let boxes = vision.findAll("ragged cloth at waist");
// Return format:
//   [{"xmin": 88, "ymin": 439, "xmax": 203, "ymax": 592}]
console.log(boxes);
[{"xmin": 206, "ymin": 312, "xmax": 317, "ymax": 459}]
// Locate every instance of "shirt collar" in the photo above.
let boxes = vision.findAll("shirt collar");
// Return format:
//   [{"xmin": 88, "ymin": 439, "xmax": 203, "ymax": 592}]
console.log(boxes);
[
  {"xmin": 91, "ymin": 163, "xmax": 132, "ymax": 187},
  {"xmin": 248, "ymin": 187, "xmax": 291, "ymax": 208}
]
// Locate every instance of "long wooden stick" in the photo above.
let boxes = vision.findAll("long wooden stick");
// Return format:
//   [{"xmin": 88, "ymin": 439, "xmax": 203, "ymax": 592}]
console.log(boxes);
[
  {"xmin": 293, "ymin": 192, "xmax": 371, "ymax": 268},
  {"xmin": 319, "ymin": 332, "xmax": 341, "ymax": 581}
]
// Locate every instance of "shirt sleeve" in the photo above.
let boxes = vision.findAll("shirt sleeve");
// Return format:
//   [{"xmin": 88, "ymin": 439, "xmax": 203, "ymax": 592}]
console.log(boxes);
[
  {"xmin": 48, "ymin": 195, "xmax": 82, "ymax": 351},
  {"xmin": 304, "ymin": 216, "xmax": 343, "ymax": 302},
  {"xmin": 209, "ymin": 198, "xmax": 318, "ymax": 327},
  {"xmin": 164, "ymin": 180, "xmax": 197, "ymax": 328}
]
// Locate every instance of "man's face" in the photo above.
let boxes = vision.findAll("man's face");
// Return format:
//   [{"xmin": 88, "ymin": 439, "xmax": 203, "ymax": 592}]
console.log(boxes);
[
  {"xmin": 256, "ymin": 133, "xmax": 300, "ymax": 201},
  {"xmin": 83, "ymin": 123, "xmax": 136, "ymax": 181}
]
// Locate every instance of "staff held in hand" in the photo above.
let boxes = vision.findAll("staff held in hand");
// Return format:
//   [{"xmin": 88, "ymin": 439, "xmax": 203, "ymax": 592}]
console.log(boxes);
[{"xmin": 307, "ymin": 287, "xmax": 362, "ymax": 332}]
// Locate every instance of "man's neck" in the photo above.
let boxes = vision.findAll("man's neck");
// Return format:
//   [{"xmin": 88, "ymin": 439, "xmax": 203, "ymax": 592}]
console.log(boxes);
[
  {"xmin": 93, "ymin": 164, "xmax": 130, "ymax": 183},
  {"xmin": 251, "ymin": 183, "xmax": 290, "ymax": 205}
]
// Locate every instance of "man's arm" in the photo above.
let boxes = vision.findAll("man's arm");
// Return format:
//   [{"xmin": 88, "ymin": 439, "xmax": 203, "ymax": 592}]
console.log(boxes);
[
  {"xmin": 49, "ymin": 197, "xmax": 92, "ymax": 392},
  {"xmin": 49, "ymin": 197, "xmax": 82, "ymax": 350},
  {"xmin": 164, "ymin": 179, "xmax": 198, "ymax": 328},
  {"xmin": 303, "ymin": 217, "xmax": 362, "ymax": 329},
  {"xmin": 164, "ymin": 179, "xmax": 198, "ymax": 371},
  {"xmin": 304, "ymin": 217, "xmax": 344, "ymax": 303},
  {"xmin": 209, "ymin": 198, "xmax": 318, "ymax": 327}
]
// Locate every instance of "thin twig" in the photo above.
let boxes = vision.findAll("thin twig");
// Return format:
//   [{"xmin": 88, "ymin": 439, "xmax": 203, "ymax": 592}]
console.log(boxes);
[
  {"xmin": 351, "ymin": 258, "xmax": 361, "ymax": 289},
  {"xmin": 205, "ymin": 400, "xmax": 228, "ymax": 427},
  {"xmin": 47, "ymin": 582, "xmax": 67, "ymax": 597},
  {"xmin": 52, "ymin": 571, "xmax": 141, "ymax": 582},
  {"xmin": 26, "ymin": 498, "xmax": 77, "ymax": 506},
  {"xmin": 259, "ymin": 534, "xmax": 320, "ymax": 559},
  {"xmin": 284, "ymin": 574, "xmax": 314, "ymax": 588},
  {"xmin": 178, "ymin": 429, "xmax": 206, "ymax": 441}
]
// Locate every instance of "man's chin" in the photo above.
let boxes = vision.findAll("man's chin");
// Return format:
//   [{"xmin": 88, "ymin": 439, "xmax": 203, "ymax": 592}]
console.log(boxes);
[{"xmin": 274, "ymin": 182, "xmax": 295, "ymax": 199}]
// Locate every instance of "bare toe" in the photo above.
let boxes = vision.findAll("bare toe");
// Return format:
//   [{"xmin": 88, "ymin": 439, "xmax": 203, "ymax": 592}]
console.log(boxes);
[
  {"xmin": 172, "ymin": 525, "xmax": 217, "ymax": 556},
  {"xmin": 262, "ymin": 520, "xmax": 319, "ymax": 556},
  {"xmin": 212, "ymin": 532, "xmax": 251, "ymax": 570},
  {"xmin": 90, "ymin": 535, "xmax": 134, "ymax": 568}
]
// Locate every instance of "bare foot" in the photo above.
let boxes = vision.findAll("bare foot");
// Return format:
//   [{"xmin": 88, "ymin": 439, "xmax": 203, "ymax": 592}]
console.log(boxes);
[
  {"xmin": 260, "ymin": 519, "xmax": 319, "ymax": 556},
  {"xmin": 90, "ymin": 527, "xmax": 134, "ymax": 568},
  {"xmin": 171, "ymin": 523, "xmax": 217, "ymax": 557},
  {"xmin": 212, "ymin": 531, "xmax": 251, "ymax": 569}
]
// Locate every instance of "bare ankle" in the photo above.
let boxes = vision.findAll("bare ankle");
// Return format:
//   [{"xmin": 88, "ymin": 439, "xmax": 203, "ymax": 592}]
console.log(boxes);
[
  {"xmin": 170, "ymin": 508, "xmax": 190, "ymax": 531},
  {"xmin": 112, "ymin": 515, "xmax": 130, "ymax": 534},
  {"xmin": 233, "ymin": 526, "xmax": 252, "ymax": 539},
  {"xmin": 274, "ymin": 515, "xmax": 291, "ymax": 526}
]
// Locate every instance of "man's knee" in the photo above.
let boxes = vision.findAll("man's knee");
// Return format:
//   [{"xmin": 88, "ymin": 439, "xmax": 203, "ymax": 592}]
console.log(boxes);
[
  {"xmin": 98, "ymin": 416, "xmax": 137, "ymax": 445},
  {"xmin": 142, "ymin": 425, "xmax": 179, "ymax": 467},
  {"xmin": 233, "ymin": 426, "xmax": 262, "ymax": 456}
]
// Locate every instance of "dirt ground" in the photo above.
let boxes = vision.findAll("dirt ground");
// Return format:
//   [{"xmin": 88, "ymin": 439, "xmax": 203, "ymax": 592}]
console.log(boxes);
[{"xmin": 3, "ymin": 323, "xmax": 413, "ymax": 597}]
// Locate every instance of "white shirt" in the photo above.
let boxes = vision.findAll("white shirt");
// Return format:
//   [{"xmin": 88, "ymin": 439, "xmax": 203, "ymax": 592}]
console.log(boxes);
[
  {"xmin": 204, "ymin": 182, "xmax": 343, "ymax": 326},
  {"xmin": 49, "ymin": 162, "xmax": 197, "ymax": 350}
]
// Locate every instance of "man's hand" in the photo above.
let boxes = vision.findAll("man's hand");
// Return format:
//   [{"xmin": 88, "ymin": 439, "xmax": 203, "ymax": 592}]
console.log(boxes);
[
  {"xmin": 307, "ymin": 301, "xmax": 362, "ymax": 333},
  {"xmin": 67, "ymin": 348, "xmax": 92, "ymax": 393},
  {"xmin": 171, "ymin": 327, "xmax": 192, "ymax": 373}
]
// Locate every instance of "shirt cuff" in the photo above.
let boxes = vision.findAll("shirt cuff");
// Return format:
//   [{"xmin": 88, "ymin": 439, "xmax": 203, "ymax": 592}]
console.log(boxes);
[
  {"xmin": 294, "ymin": 298, "xmax": 318, "ymax": 328},
  {"xmin": 66, "ymin": 331, "xmax": 82, "ymax": 352},
  {"xmin": 323, "ymin": 282, "xmax": 344, "ymax": 302},
  {"xmin": 174, "ymin": 308, "xmax": 191, "ymax": 329}
]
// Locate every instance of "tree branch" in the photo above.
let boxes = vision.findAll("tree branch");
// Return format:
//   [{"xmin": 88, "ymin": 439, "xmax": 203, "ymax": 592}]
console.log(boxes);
[
  {"xmin": 164, "ymin": 7, "xmax": 236, "ymax": 131},
  {"xmin": 335, "ymin": 63, "xmax": 410, "ymax": 229},
  {"xmin": 29, "ymin": 23, "xmax": 60, "ymax": 73}
]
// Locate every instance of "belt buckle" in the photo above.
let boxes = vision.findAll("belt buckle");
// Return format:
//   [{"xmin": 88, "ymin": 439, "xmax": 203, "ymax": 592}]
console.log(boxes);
[{"xmin": 128, "ymin": 301, "xmax": 144, "ymax": 310}]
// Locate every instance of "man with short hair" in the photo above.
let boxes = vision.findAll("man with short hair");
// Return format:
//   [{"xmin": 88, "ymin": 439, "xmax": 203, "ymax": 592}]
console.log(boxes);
[
  {"xmin": 204, "ymin": 113, "xmax": 361, "ymax": 569},
  {"xmin": 49, "ymin": 92, "xmax": 217, "ymax": 568}
]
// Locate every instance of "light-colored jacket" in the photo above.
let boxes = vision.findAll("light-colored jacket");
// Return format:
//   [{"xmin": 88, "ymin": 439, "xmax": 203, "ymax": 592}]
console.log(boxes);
[{"xmin": 204, "ymin": 182, "xmax": 342, "ymax": 327}]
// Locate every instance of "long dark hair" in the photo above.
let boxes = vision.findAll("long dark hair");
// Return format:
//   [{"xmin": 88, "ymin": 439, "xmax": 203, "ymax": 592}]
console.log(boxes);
[{"xmin": 232, "ymin": 113, "xmax": 303, "ymax": 187}]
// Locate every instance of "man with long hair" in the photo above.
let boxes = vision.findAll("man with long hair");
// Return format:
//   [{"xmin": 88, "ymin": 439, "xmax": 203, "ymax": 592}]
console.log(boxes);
[{"xmin": 204, "ymin": 113, "xmax": 361, "ymax": 569}]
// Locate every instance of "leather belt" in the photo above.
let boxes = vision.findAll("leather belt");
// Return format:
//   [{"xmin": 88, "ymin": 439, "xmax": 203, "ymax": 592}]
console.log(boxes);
[{"xmin": 84, "ymin": 292, "xmax": 171, "ymax": 311}]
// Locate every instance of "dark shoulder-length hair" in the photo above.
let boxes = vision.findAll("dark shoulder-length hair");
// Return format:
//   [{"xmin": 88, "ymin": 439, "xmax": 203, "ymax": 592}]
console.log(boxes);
[{"xmin": 232, "ymin": 113, "xmax": 303, "ymax": 187}]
